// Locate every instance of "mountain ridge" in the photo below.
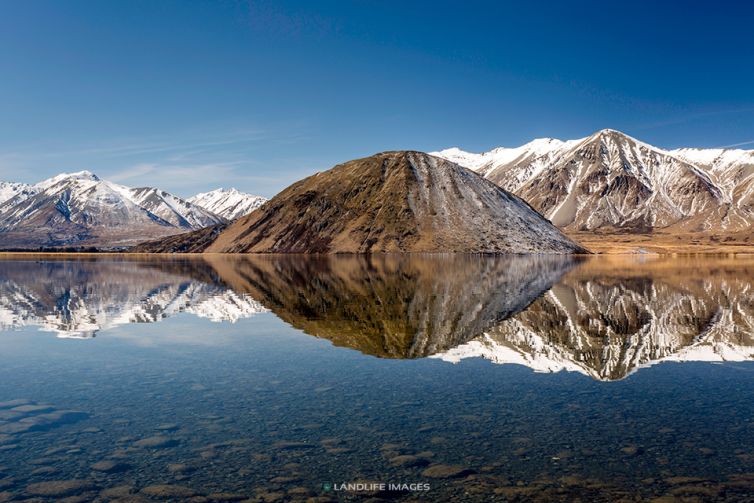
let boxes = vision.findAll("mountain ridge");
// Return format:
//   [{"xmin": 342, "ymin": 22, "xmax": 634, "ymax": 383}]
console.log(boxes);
[
  {"xmin": 188, "ymin": 188, "xmax": 267, "ymax": 220},
  {"xmin": 0, "ymin": 172, "xmax": 264, "ymax": 249},
  {"xmin": 432, "ymin": 129, "xmax": 754, "ymax": 234}
]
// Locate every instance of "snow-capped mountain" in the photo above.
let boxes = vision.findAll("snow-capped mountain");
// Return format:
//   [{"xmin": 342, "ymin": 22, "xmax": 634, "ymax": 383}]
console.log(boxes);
[
  {"xmin": 129, "ymin": 186, "xmax": 225, "ymax": 229},
  {"xmin": 671, "ymin": 147, "xmax": 754, "ymax": 228},
  {"xmin": 188, "ymin": 188, "xmax": 267, "ymax": 220},
  {"xmin": 432, "ymin": 129, "xmax": 754, "ymax": 232},
  {"xmin": 0, "ymin": 258, "xmax": 268, "ymax": 338},
  {"xmin": 0, "ymin": 171, "xmax": 227, "ymax": 248}
]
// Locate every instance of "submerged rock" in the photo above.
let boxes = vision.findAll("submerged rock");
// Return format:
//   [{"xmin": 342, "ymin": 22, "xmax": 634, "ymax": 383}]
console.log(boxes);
[
  {"xmin": 25, "ymin": 479, "xmax": 96, "ymax": 497},
  {"xmin": 133, "ymin": 436, "xmax": 178, "ymax": 449}
]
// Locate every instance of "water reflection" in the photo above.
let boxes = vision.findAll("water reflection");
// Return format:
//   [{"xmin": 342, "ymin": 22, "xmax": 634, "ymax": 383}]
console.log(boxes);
[
  {"xmin": 204, "ymin": 254, "xmax": 578, "ymax": 358},
  {"xmin": 435, "ymin": 257, "xmax": 754, "ymax": 379},
  {"xmin": 0, "ymin": 258, "xmax": 267, "ymax": 338},
  {"xmin": 0, "ymin": 254, "xmax": 752, "ymax": 379}
]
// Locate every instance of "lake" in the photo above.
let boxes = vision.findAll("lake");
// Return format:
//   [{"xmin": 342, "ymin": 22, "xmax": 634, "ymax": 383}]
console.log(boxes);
[{"xmin": 0, "ymin": 254, "xmax": 752, "ymax": 502}]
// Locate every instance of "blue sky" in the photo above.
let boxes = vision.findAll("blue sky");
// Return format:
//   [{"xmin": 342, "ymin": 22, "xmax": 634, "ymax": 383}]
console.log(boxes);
[{"xmin": 1, "ymin": 0, "xmax": 753, "ymax": 197}]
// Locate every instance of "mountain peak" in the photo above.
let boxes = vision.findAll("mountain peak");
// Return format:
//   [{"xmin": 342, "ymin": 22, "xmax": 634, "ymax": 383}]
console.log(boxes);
[
  {"xmin": 199, "ymin": 187, "xmax": 241, "ymax": 196},
  {"xmin": 435, "ymin": 147, "xmax": 466, "ymax": 155},
  {"xmin": 61, "ymin": 170, "xmax": 99, "ymax": 181},
  {"xmin": 37, "ymin": 170, "xmax": 100, "ymax": 190},
  {"xmin": 433, "ymin": 130, "xmax": 744, "ymax": 233},
  {"xmin": 188, "ymin": 187, "xmax": 267, "ymax": 220},
  {"xmin": 0, "ymin": 171, "xmax": 231, "ymax": 249},
  {"xmin": 589, "ymin": 128, "xmax": 635, "ymax": 141}
]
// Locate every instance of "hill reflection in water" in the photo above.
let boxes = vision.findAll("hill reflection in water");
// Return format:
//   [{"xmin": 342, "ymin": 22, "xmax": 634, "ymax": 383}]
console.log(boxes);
[{"xmin": 0, "ymin": 254, "xmax": 752, "ymax": 380}]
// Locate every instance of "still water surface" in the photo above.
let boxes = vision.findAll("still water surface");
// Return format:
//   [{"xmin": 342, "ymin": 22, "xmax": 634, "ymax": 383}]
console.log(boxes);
[{"xmin": 0, "ymin": 254, "xmax": 752, "ymax": 502}]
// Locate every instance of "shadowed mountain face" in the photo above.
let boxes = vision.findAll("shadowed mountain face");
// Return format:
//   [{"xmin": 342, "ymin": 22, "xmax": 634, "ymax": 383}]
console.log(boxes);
[{"xmin": 0, "ymin": 255, "xmax": 751, "ymax": 380}]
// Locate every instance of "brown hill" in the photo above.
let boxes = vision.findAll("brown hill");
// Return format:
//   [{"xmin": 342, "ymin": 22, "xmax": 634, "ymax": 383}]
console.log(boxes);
[{"xmin": 135, "ymin": 151, "xmax": 588, "ymax": 254}]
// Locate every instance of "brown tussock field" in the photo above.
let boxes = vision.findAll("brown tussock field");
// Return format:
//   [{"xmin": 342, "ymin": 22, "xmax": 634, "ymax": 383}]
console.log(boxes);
[{"xmin": 568, "ymin": 231, "xmax": 754, "ymax": 255}]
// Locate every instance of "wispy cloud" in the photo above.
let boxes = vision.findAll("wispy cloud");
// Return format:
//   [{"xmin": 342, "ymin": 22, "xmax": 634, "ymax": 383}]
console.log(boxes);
[
  {"xmin": 633, "ymin": 106, "xmax": 754, "ymax": 132},
  {"xmin": 0, "ymin": 122, "xmax": 312, "ymax": 196},
  {"xmin": 2, "ymin": 127, "xmax": 274, "ymax": 162},
  {"xmin": 109, "ymin": 162, "xmax": 246, "ymax": 189},
  {"xmin": 107, "ymin": 163, "xmax": 158, "ymax": 182},
  {"xmin": 717, "ymin": 139, "xmax": 754, "ymax": 149}
]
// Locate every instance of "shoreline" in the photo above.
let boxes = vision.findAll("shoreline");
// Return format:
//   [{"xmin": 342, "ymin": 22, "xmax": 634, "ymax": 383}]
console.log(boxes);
[{"xmin": 0, "ymin": 249, "xmax": 753, "ymax": 257}]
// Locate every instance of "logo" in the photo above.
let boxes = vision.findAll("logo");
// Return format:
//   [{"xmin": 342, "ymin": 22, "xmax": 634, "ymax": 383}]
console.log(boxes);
[{"xmin": 323, "ymin": 481, "xmax": 431, "ymax": 493}]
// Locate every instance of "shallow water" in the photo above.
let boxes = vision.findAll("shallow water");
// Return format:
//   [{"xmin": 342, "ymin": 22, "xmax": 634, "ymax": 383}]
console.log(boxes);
[{"xmin": 0, "ymin": 254, "xmax": 752, "ymax": 502}]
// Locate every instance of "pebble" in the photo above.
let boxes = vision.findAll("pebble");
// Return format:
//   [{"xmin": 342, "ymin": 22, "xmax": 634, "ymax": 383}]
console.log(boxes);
[
  {"xmin": 269, "ymin": 476, "xmax": 301, "ymax": 484},
  {"xmin": 380, "ymin": 443, "xmax": 403, "ymax": 451},
  {"xmin": 421, "ymin": 464, "xmax": 473, "ymax": 479},
  {"xmin": 31, "ymin": 466, "xmax": 59, "ymax": 476},
  {"xmin": 621, "ymin": 445, "xmax": 641, "ymax": 456},
  {"xmin": 134, "ymin": 435, "xmax": 177, "ymax": 449},
  {"xmin": 100, "ymin": 485, "xmax": 135, "ymax": 498},
  {"xmin": 255, "ymin": 491, "xmax": 285, "ymax": 502},
  {"xmin": 140, "ymin": 484, "xmax": 197, "ymax": 498},
  {"xmin": 167, "ymin": 463, "xmax": 192, "ymax": 473},
  {"xmin": 91, "ymin": 460, "xmax": 130, "ymax": 473}
]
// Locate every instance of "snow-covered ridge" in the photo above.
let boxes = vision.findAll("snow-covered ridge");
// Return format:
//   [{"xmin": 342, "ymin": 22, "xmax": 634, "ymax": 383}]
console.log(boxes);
[
  {"xmin": 0, "ymin": 181, "xmax": 37, "ymax": 206},
  {"xmin": 0, "ymin": 171, "xmax": 264, "ymax": 248},
  {"xmin": 129, "ymin": 186, "xmax": 225, "ymax": 229},
  {"xmin": 432, "ymin": 129, "xmax": 754, "ymax": 232},
  {"xmin": 188, "ymin": 188, "xmax": 267, "ymax": 220}
]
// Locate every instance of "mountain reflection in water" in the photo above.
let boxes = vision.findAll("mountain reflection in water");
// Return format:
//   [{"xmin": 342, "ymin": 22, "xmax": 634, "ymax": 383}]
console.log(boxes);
[{"xmin": 0, "ymin": 254, "xmax": 752, "ymax": 380}]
